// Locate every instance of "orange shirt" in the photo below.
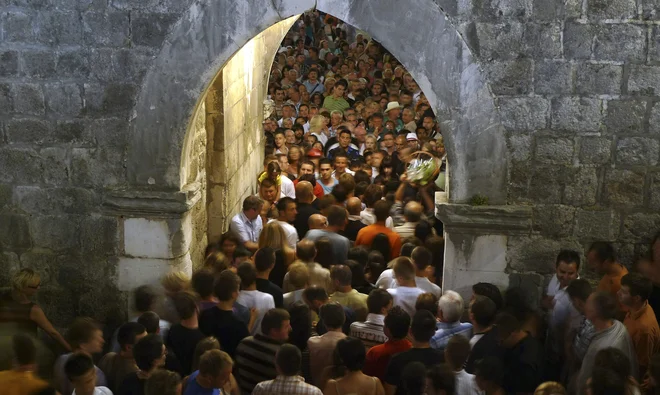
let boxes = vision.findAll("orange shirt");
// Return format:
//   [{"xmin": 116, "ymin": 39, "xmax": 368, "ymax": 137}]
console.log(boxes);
[
  {"xmin": 598, "ymin": 264, "xmax": 629, "ymax": 312},
  {"xmin": 624, "ymin": 303, "xmax": 660, "ymax": 374},
  {"xmin": 0, "ymin": 370, "xmax": 49, "ymax": 395},
  {"xmin": 354, "ymin": 224, "xmax": 402, "ymax": 259}
]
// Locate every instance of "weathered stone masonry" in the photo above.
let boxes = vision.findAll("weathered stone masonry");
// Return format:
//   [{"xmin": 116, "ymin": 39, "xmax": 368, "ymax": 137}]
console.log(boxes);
[{"xmin": 1, "ymin": 0, "xmax": 659, "ymax": 325}]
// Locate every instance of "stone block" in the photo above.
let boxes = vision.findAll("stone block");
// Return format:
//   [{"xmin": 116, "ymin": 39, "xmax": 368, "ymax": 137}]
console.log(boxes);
[
  {"xmin": 564, "ymin": 166, "xmax": 599, "ymax": 206},
  {"xmin": 574, "ymin": 208, "xmax": 620, "ymax": 240},
  {"xmin": 641, "ymin": 0, "xmax": 660, "ymax": 19},
  {"xmin": 564, "ymin": 23, "xmax": 596, "ymax": 60},
  {"xmin": 1, "ymin": 11, "xmax": 33, "ymax": 43},
  {"xmin": 0, "ymin": 252, "xmax": 20, "ymax": 286},
  {"xmin": 508, "ymin": 273, "xmax": 544, "ymax": 308},
  {"xmin": 0, "ymin": 148, "xmax": 43, "ymax": 184},
  {"xmin": 124, "ymin": 218, "xmax": 171, "ymax": 259},
  {"xmin": 70, "ymin": 147, "xmax": 124, "ymax": 187},
  {"xmin": 651, "ymin": 26, "xmax": 660, "ymax": 61},
  {"xmin": 0, "ymin": 83, "xmax": 12, "ymax": 114},
  {"xmin": 89, "ymin": 48, "xmax": 155, "ymax": 82},
  {"xmin": 12, "ymin": 83, "xmax": 45, "ymax": 116},
  {"xmin": 534, "ymin": 61, "xmax": 573, "ymax": 95},
  {"xmin": 523, "ymin": 23, "xmax": 562, "ymax": 59},
  {"xmin": 117, "ymin": 254, "xmax": 192, "ymax": 291},
  {"xmin": 0, "ymin": 51, "xmax": 19, "ymax": 77},
  {"xmin": 56, "ymin": 49, "xmax": 91, "ymax": 78},
  {"xmin": 44, "ymin": 83, "xmax": 83, "ymax": 116},
  {"xmin": 83, "ymin": 83, "xmax": 137, "ymax": 116},
  {"xmin": 603, "ymin": 169, "xmax": 645, "ymax": 205},
  {"xmin": 628, "ymin": 66, "xmax": 660, "ymax": 96},
  {"xmin": 532, "ymin": 205, "xmax": 576, "ymax": 237},
  {"xmin": 6, "ymin": 119, "xmax": 51, "ymax": 144},
  {"xmin": 36, "ymin": 286, "xmax": 78, "ymax": 327},
  {"xmin": 474, "ymin": 22, "xmax": 525, "ymax": 60},
  {"xmin": 604, "ymin": 99, "xmax": 647, "ymax": 135},
  {"xmin": 30, "ymin": 215, "xmax": 80, "ymax": 251},
  {"xmin": 616, "ymin": 137, "xmax": 659, "ymax": 166},
  {"xmin": 587, "ymin": 0, "xmax": 637, "ymax": 19},
  {"xmin": 579, "ymin": 137, "xmax": 612, "ymax": 165},
  {"xmin": 53, "ymin": 120, "xmax": 90, "ymax": 146},
  {"xmin": 551, "ymin": 97, "xmax": 602, "ymax": 132},
  {"xmin": 131, "ymin": 13, "xmax": 178, "ymax": 47},
  {"xmin": 532, "ymin": 0, "xmax": 571, "ymax": 20},
  {"xmin": 576, "ymin": 63, "xmax": 623, "ymax": 95},
  {"xmin": 85, "ymin": 118, "xmax": 128, "ymax": 150},
  {"xmin": 0, "ymin": 214, "xmax": 32, "ymax": 250},
  {"xmin": 498, "ymin": 97, "xmax": 549, "ymax": 131},
  {"xmin": 433, "ymin": 0, "xmax": 458, "ymax": 16},
  {"xmin": 529, "ymin": 165, "xmax": 564, "ymax": 204},
  {"xmin": 648, "ymin": 172, "xmax": 660, "ymax": 209},
  {"xmin": 80, "ymin": 215, "xmax": 118, "ymax": 255},
  {"xmin": 507, "ymin": 133, "xmax": 533, "ymax": 162},
  {"xmin": 0, "ymin": 184, "xmax": 12, "ymax": 210},
  {"xmin": 40, "ymin": 147, "xmax": 70, "ymax": 186},
  {"xmin": 508, "ymin": 236, "xmax": 583, "ymax": 274},
  {"xmin": 484, "ymin": 59, "xmax": 533, "ymax": 95},
  {"xmin": 19, "ymin": 251, "xmax": 65, "ymax": 286},
  {"xmin": 535, "ymin": 137, "xmax": 575, "ymax": 164},
  {"xmin": 622, "ymin": 212, "xmax": 660, "ymax": 242},
  {"xmin": 83, "ymin": 11, "xmax": 130, "ymax": 46},
  {"xmin": 21, "ymin": 50, "xmax": 56, "ymax": 78},
  {"xmin": 594, "ymin": 24, "xmax": 646, "ymax": 63},
  {"xmin": 651, "ymin": 104, "xmax": 660, "ymax": 135},
  {"xmin": 13, "ymin": 186, "xmax": 99, "ymax": 215},
  {"xmin": 36, "ymin": 11, "xmax": 82, "ymax": 45}
]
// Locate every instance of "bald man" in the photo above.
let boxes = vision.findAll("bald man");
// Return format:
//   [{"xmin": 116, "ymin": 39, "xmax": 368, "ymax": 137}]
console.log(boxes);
[
  {"xmin": 293, "ymin": 181, "xmax": 320, "ymax": 240},
  {"xmin": 308, "ymin": 214, "xmax": 328, "ymax": 231},
  {"xmin": 393, "ymin": 201, "xmax": 425, "ymax": 239},
  {"xmin": 343, "ymin": 197, "xmax": 367, "ymax": 242},
  {"xmin": 283, "ymin": 239, "xmax": 332, "ymax": 292}
]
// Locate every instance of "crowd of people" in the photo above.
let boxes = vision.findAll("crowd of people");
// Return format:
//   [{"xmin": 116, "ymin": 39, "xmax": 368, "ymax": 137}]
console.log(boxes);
[{"xmin": 3, "ymin": 10, "xmax": 660, "ymax": 395}]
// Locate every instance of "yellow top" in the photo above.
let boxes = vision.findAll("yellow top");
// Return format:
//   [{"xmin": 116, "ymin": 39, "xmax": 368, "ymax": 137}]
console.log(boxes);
[{"xmin": 0, "ymin": 370, "xmax": 49, "ymax": 395}]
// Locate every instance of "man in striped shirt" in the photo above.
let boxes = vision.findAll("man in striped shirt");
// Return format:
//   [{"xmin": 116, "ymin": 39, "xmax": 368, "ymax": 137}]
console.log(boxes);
[
  {"xmin": 234, "ymin": 309, "xmax": 291, "ymax": 394},
  {"xmin": 252, "ymin": 344, "xmax": 322, "ymax": 395},
  {"xmin": 350, "ymin": 289, "xmax": 393, "ymax": 349}
]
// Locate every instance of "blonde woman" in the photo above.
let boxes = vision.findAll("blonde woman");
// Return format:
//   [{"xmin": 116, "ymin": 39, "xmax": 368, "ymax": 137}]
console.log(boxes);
[
  {"xmin": 258, "ymin": 222, "xmax": 295, "ymax": 288},
  {"xmin": 0, "ymin": 268, "xmax": 71, "ymax": 351},
  {"xmin": 310, "ymin": 114, "xmax": 329, "ymax": 146},
  {"xmin": 365, "ymin": 135, "xmax": 378, "ymax": 152},
  {"xmin": 160, "ymin": 271, "xmax": 191, "ymax": 324}
]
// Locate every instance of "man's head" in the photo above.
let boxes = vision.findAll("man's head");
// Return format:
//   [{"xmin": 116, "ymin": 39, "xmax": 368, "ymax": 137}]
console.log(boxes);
[
  {"xmin": 319, "ymin": 302, "xmax": 345, "ymax": 331},
  {"xmin": 326, "ymin": 205, "xmax": 348, "ymax": 230},
  {"xmin": 494, "ymin": 312, "xmax": 524, "ymax": 348},
  {"xmin": 145, "ymin": 370, "xmax": 182, "ymax": 395},
  {"xmin": 469, "ymin": 295, "xmax": 497, "ymax": 329},
  {"xmin": 308, "ymin": 213, "xmax": 328, "ymax": 230},
  {"xmin": 237, "ymin": 261, "xmax": 258, "ymax": 288},
  {"xmin": 64, "ymin": 353, "xmax": 97, "ymax": 394},
  {"xmin": 395, "ymin": 134, "xmax": 407, "ymax": 152},
  {"xmin": 367, "ymin": 288, "xmax": 393, "ymax": 315},
  {"xmin": 298, "ymin": 160, "xmax": 315, "ymax": 177},
  {"xmin": 410, "ymin": 310, "xmax": 437, "ymax": 343},
  {"xmin": 346, "ymin": 196, "xmax": 362, "ymax": 216},
  {"xmin": 334, "ymin": 152, "xmax": 349, "ymax": 175},
  {"xmin": 254, "ymin": 247, "xmax": 276, "ymax": 274},
  {"xmin": 295, "ymin": 181, "xmax": 314, "ymax": 204},
  {"xmin": 133, "ymin": 334, "xmax": 166, "ymax": 372},
  {"xmin": 276, "ymin": 197, "xmax": 297, "ymax": 223},
  {"xmin": 373, "ymin": 200, "xmax": 390, "ymax": 223},
  {"xmin": 585, "ymin": 291, "xmax": 618, "ymax": 324},
  {"xmin": 67, "ymin": 317, "xmax": 104, "ymax": 354},
  {"xmin": 260, "ymin": 179, "xmax": 278, "ymax": 204},
  {"xmin": 415, "ymin": 293, "xmax": 439, "ymax": 317},
  {"xmin": 296, "ymin": 239, "xmax": 317, "ymax": 262},
  {"xmin": 215, "ymin": 270, "xmax": 241, "ymax": 302},
  {"xmin": 383, "ymin": 305, "xmax": 411, "ymax": 340},
  {"xmin": 392, "ymin": 257, "xmax": 416, "ymax": 283},
  {"xmin": 137, "ymin": 311, "xmax": 161, "ymax": 334},
  {"xmin": 333, "ymin": 79, "xmax": 348, "ymax": 98},
  {"xmin": 411, "ymin": 246, "xmax": 433, "ymax": 274},
  {"xmin": 619, "ymin": 272, "xmax": 653, "ymax": 309},
  {"xmin": 426, "ymin": 364, "xmax": 456, "ymax": 395},
  {"xmin": 437, "ymin": 290, "xmax": 464, "ymax": 324},
  {"xmin": 172, "ymin": 291, "xmax": 199, "ymax": 321},
  {"xmin": 555, "ymin": 250, "xmax": 580, "ymax": 288},
  {"xmin": 567, "ymin": 278, "xmax": 592, "ymax": 314},
  {"xmin": 338, "ymin": 129, "xmax": 352, "ymax": 149},
  {"xmin": 319, "ymin": 158, "xmax": 333, "ymax": 181},
  {"xmin": 471, "ymin": 282, "xmax": 503, "ymax": 311},
  {"xmin": 198, "ymin": 350, "xmax": 233, "ymax": 389},
  {"xmin": 330, "ymin": 264, "xmax": 352, "ymax": 289},
  {"xmin": 117, "ymin": 322, "xmax": 147, "ymax": 355},
  {"xmin": 381, "ymin": 131, "xmax": 395, "ymax": 148},
  {"xmin": 587, "ymin": 242, "xmax": 617, "ymax": 274},
  {"xmin": 286, "ymin": 262, "xmax": 309, "ymax": 290},
  {"xmin": 475, "ymin": 357, "xmax": 504, "ymax": 393},
  {"xmin": 303, "ymin": 286, "xmax": 329, "ymax": 312},
  {"xmin": 262, "ymin": 308, "xmax": 292, "ymax": 341},
  {"xmin": 444, "ymin": 334, "xmax": 471, "ymax": 372},
  {"xmin": 403, "ymin": 201, "xmax": 423, "ymax": 223},
  {"xmin": 276, "ymin": 344, "xmax": 303, "ymax": 377},
  {"xmin": 242, "ymin": 195, "xmax": 264, "ymax": 220}
]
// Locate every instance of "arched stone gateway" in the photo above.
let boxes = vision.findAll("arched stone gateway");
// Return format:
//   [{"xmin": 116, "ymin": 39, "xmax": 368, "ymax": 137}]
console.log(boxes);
[{"xmin": 118, "ymin": 0, "xmax": 515, "ymax": 301}]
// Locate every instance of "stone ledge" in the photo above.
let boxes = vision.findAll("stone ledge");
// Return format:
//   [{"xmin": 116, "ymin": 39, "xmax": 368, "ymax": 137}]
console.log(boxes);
[
  {"xmin": 102, "ymin": 182, "xmax": 202, "ymax": 217},
  {"xmin": 436, "ymin": 203, "xmax": 533, "ymax": 235}
]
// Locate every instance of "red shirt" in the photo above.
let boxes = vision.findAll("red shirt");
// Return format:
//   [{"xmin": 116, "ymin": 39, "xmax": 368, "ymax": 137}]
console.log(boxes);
[
  {"xmin": 293, "ymin": 178, "xmax": 324, "ymax": 198},
  {"xmin": 363, "ymin": 338, "xmax": 412, "ymax": 381},
  {"xmin": 354, "ymin": 224, "xmax": 402, "ymax": 258}
]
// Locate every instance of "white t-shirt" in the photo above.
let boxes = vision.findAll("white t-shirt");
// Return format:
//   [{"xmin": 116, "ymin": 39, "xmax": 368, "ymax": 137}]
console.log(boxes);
[
  {"xmin": 387, "ymin": 286, "xmax": 425, "ymax": 318},
  {"xmin": 277, "ymin": 220, "xmax": 299, "ymax": 249},
  {"xmin": 376, "ymin": 271, "xmax": 441, "ymax": 298},
  {"xmin": 546, "ymin": 274, "xmax": 560, "ymax": 297},
  {"xmin": 375, "ymin": 269, "xmax": 395, "ymax": 289},
  {"xmin": 237, "ymin": 290, "xmax": 275, "ymax": 335},
  {"xmin": 280, "ymin": 176, "xmax": 296, "ymax": 199},
  {"xmin": 360, "ymin": 209, "xmax": 394, "ymax": 229},
  {"xmin": 73, "ymin": 387, "xmax": 113, "ymax": 395}
]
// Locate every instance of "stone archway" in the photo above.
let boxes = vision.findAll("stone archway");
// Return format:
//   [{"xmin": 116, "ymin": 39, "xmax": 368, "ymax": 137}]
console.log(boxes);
[{"xmin": 115, "ymin": 0, "xmax": 514, "ymax": 299}]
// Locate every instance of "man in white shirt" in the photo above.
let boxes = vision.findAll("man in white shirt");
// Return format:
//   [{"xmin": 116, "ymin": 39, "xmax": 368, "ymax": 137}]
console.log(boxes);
[
  {"xmin": 236, "ymin": 262, "xmax": 275, "ymax": 335},
  {"xmin": 393, "ymin": 201, "xmax": 424, "ymax": 239},
  {"xmin": 229, "ymin": 195, "xmax": 264, "ymax": 252},
  {"xmin": 377, "ymin": 247, "xmax": 441, "ymax": 298},
  {"xmin": 273, "ymin": 197, "xmax": 298, "ymax": 249},
  {"xmin": 387, "ymin": 257, "xmax": 425, "ymax": 317},
  {"xmin": 444, "ymin": 335, "xmax": 481, "ymax": 395},
  {"xmin": 360, "ymin": 184, "xmax": 394, "ymax": 228}
]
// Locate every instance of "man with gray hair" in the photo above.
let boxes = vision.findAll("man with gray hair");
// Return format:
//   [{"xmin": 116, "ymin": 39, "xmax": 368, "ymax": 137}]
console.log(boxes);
[{"xmin": 430, "ymin": 290, "xmax": 473, "ymax": 350}]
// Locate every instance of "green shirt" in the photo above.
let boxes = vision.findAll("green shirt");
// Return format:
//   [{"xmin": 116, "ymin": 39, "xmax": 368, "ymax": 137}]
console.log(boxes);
[{"xmin": 322, "ymin": 95, "xmax": 350, "ymax": 113}]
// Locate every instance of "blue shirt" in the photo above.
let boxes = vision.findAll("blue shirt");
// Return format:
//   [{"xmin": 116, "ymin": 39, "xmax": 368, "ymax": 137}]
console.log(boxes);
[
  {"xmin": 183, "ymin": 371, "xmax": 220, "ymax": 395},
  {"xmin": 229, "ymin": 211, "xmax": 263, "ymax": 244},
  {"xmin": 430, "ymin": 321, "xmax": 473, "ymax": 350}
]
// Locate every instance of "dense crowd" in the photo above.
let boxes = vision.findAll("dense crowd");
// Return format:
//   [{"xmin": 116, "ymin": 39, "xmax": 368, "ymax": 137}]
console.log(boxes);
[{"xmin": 2, "ymin": 10, "xmax": 660, "ymax": 395}]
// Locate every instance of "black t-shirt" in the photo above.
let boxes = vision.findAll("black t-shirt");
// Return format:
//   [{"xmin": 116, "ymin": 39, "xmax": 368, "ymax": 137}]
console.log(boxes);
[
  {"xmin": 385, "ymin": 347, "xmax": 444, "ymax": 394},
  {"xmin": 294, "ymin": 203, "xmax": 320, "ymax": 239},
  {"xmin": 342, "ymin": 219, "xmax": 366, "ymax": 242},
  {"xmin": 166, "ymin": 324, "xmax": 205, "ymax": 376},
  {"xmin": 198, "ymin": 306, "xmax": 250, "ymax": 358},
  {"xmin": 117, "ymin": 372, "xmax": 146, "ymax": 395},
  {"xmin": 465, "ymin": 328, "xmax": 505, "ymax": 374},
  {"xmin": 256, "ymin": 278, "xmax": 284, "ymax": 308},
  {"xmin": 648, "ymin": 284, "xmax": 660, "ymax": 326},
  {"xmin": 503, "ymin": 335, "xmax": 543, "ymax": 393}
]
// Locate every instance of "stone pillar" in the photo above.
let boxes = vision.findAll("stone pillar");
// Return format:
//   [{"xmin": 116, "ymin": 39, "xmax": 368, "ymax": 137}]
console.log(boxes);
[
  {"xmin": 103, "ymin": 186, "xmax": 202, "ymax": 301},
  {"xmin": 437, "ymin": 204, "xmax": 533, "ymax": 302}
]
